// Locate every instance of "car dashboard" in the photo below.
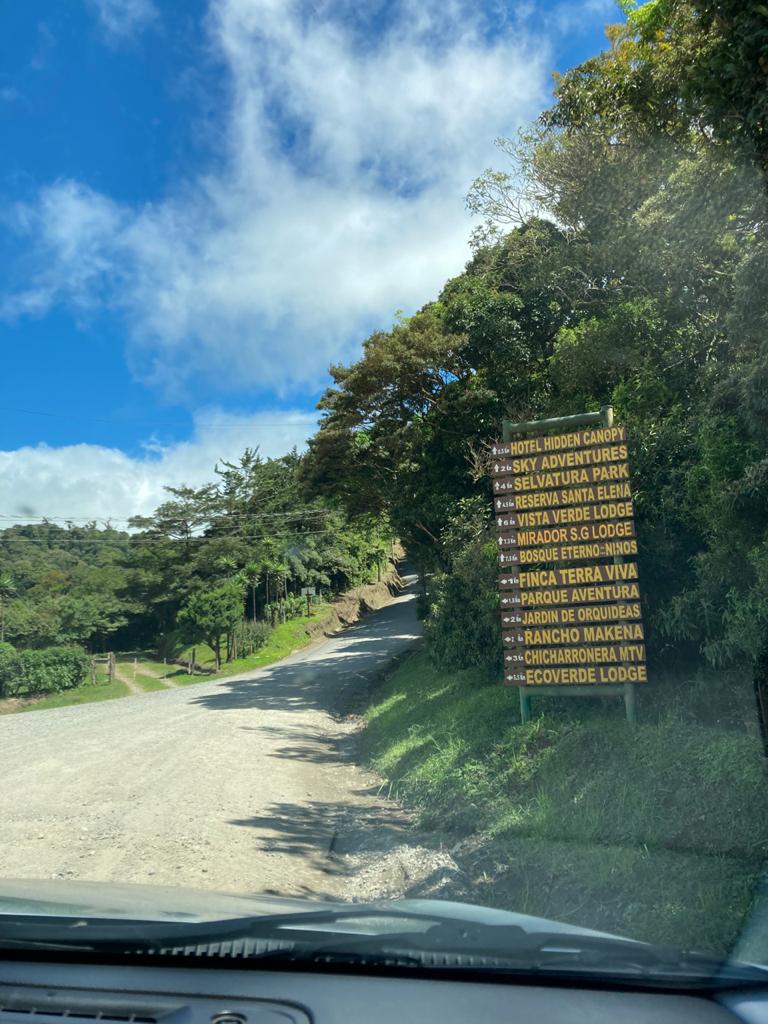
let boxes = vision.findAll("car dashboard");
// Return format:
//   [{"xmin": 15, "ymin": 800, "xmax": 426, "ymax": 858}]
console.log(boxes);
[{"xmin": 2, "ymin": 958, "xmax": 768, "ymax": 1024}]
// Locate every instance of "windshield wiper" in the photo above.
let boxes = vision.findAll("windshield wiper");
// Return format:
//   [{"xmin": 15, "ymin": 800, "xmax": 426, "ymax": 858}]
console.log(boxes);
[
  {"xmin": 1, "ymin": 907, "xmax": 765, "ymax": 988},
  {"xmin": 0, "ymin": 906, "xmax": 524, "ymax": 953}
]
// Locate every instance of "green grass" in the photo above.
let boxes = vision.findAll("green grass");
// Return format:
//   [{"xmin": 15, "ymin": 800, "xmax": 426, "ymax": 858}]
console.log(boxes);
[
  {"xmin": 114, "ymin": 656, "xmax": 173, "ymax": 692},
  {"xmin": 0, "ymin": 608, "xmax": 334, "ymax": 715},
  {"xmin": 362, "ymin": 647, "xmax": 768, "ymax": 957},
  {"xmin": 174, "ymin": 604, "xmax": 331, "ymax": 684},
  {"xmin": 133, "ymin": 672, "xmax": 168, "ymax": 692},
  {"xmin": 12, "ymin": 669, "xmax": 130, "ymax": 713}
]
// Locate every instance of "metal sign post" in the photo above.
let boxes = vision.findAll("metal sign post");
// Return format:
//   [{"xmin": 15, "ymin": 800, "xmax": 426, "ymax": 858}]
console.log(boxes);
[{"xmin": 500, "ymin": 406, "xmax": 642, "ymax": 725}]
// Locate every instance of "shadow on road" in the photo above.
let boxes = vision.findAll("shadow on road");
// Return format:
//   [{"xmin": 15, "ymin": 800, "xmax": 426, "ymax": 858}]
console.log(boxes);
[
  {"xmin": 198, "ymin": 572, "xmax": 426, "ymax": 898},
  {"xmin": 229, "ymin": 793, "xmax": 414, "ymax": 897},
  {"xmin": 190, "ymin": 577, "xmax": 422, "ymax": 718}
]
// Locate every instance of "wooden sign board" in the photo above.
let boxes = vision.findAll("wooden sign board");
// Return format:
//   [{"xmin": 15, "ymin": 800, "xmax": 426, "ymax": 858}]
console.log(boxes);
[
  {"xmin": 494, "ymin": 481, "xmax": 632, "ymax": 512},
  {"xmin": 491, "ymin": 443, "xmax": 627, "ymax": 477},
  {"xmin": 499, "ymin": 602, "xmax": 643, "ymax": 625},
  {"xmin": 502, "ymin": 642, "xmax": 646, "ymax": 664},
  {"xmin": 494, "ymin": 462, "xmax": 630, "ymax": 494},
  {"xmin": 490, "ymin": 419, "xmax": 646, "ymax": 695},
  {"xmin": 499, "ymin": 539, "xmax": 638, "ymax": 565},
  {"xmin": 497, "ymin": 519, "xmax": 635, "ymax": 548},
  {"xmin": 504, "ymin": 663, "xmax": 648, "ymax": 686},
  {"xmin": 496, "ymin": 500, "xmax": 634, "ymax": 530},
  {"xmin": 499, "ymin": 563, "xmax": 639, "ymax": 590},
  {"xmin": 490, "ymin": 426, "xmax": 626, "ymax": 458}
]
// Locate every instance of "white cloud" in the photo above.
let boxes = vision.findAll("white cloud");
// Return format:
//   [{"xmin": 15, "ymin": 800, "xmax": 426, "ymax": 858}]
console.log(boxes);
[
  {"xmin": 5, "ymin": 0, "xmax": 551, "ymax": 397},
  {"xmin": 0, "ymin": 409, "xmax": 317, "ymax": 524},
  {"xmin": 85, "ymin": 0, "xmax": 158, "ymax": 42}
]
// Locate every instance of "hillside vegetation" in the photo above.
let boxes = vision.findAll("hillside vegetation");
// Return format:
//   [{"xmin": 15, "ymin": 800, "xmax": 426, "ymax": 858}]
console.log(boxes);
[
  {"xmin": 0, "ymin": 450, "xmax": 391, "ymax": 676},
  {"xmin": 363, "ymin": 650, "xmax": 768, "ymax": 955},
  {"xmin": 345, "ymin": 0, "xmax": 768, "ymax": 957}
]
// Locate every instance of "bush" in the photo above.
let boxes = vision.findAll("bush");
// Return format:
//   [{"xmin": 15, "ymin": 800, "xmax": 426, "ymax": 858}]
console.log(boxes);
[
  {"xmin": 0, "ymin": 643, "xmax": 21, "ymax": 698},
  {"xmin": 425, "ymin": 543, "xmax": 500, "ymax": 678},
  {"xmin": 235, "ymin": 618, "xmax": 272, "ymax": 655},
  {"xmin": 265, "ymin": 594, "xmax": 310, "ymax": 623},
  {"xmin": 286, "ymin": 594, "xmax": 306, "ymax": 619},
  {"xmin": 0, "ymin": 644, "xmax": 89, "ymax": 698}
]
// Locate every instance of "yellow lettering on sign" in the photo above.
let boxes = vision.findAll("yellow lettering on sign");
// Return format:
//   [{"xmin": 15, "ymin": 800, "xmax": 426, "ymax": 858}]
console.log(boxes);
[
  {"xmin": 524, "ymin": 644, "xmax": 646, "ymax": 665},
  {"xmin": 523, "ymin": 663, "xmax": 648, "ymax": 685}
]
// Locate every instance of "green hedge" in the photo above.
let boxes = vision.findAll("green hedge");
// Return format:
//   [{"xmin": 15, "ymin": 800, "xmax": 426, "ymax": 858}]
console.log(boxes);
[{"xmin": 0, "ymin": 643, "xmax": 90, "ymax": 698}]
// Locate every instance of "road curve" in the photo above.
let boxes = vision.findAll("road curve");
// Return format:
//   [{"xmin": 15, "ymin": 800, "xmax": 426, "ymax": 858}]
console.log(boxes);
[{"xmin": 0, "ymin": 573, "xmax": 421, "ymax": 898}]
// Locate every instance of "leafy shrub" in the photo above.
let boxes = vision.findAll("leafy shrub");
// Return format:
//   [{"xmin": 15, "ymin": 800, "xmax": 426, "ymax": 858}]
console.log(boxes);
[
  {"xmin": 0, "ymin": 643, "xmax": 21, "ymax": 698},
  {"xmin": 424, "ymin": 498, "xmax": 501, "ymax": 680},
  {"xmin": 235, "ymin": 618, "xmax": 272, "ymax": 654},
  {"xmin": 286, "ymin": 594, "xmax": 307, "ymax": 619},
  {"xmin": 0, "ymin": 644, "xmax": 89, "ymax": 698},
  {"xmin": 265, "ymin": 594, "xmax": 309, "ymax": 623}
]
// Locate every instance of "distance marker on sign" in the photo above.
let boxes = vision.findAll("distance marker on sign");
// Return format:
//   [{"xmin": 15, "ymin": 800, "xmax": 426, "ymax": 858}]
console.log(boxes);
[
  {"xmin": 498, "ymin": 601, "xmax": 643, "ymax": 625},
  {"xmin": 491, "ymin": 443, "xmax": 628, "ymax": 478},
  {"xmin": 506, "ymin": 622, "xmax": 645, "ymax": 646},
  {"xmin": 509, "ymin": 500, "xmax": 634, "ymax": 529},
  {"xmin": 497, "ymin": 519, "xmax": 635, "ymax": 548},
  {"xmin": 504, "ymin": 663, "xmax": 648, "ymax": 686},
  {"xmin": 498, "ymin": 538, "xmax": 638, "ymax": 565},
  {"xmin": 494, "ymin": 481, "xmax": 632, "ymax": 512},
  {"xmin": 499, "ymin": 562, "xmax": 639, "ymax": 590},
  {"xmin": 490, "ymin": 426, "xmax": 626, "ymax": 459},
  {"xmin": 501, "ymin": 641, "xmax": 646, "ymax": 665},
  {"xmin": 494, "ymin": 461, "xmax": 629, "ymax": 494}
]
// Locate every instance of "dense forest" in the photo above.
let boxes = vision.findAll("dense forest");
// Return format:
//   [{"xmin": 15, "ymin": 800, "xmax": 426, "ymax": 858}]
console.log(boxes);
[
  {"xmin": 307, "ymin": 0, "xmax": 768, "ymax": 692},
  {"xmin": 0, "ymin": 450, "xmax": 391, "ymax": 670},
  {"xmin": 2, "ymin": 0, "xmax": 768, "ymax": 701}
]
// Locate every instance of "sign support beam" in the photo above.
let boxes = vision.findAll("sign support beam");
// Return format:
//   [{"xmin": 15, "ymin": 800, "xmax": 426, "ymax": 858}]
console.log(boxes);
[{"xmin": 502, "ymin": 405, "xmax": 638, "ymax": 726}]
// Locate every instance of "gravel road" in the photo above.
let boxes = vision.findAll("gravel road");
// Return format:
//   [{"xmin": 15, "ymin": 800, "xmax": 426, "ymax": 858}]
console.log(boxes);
[{"xmin": 0, "ymin": 571, "xmax": 461, "ymax": 900}]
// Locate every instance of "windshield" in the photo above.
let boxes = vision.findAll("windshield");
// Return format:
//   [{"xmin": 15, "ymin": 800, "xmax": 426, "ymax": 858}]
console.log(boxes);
[{"xmin": 1, "ymin": 0, "xmax": 768, "ymax": 984}]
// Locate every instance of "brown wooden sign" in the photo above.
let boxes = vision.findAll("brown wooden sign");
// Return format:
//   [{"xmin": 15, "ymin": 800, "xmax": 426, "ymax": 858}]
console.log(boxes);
[
  {"xmin": 502, "ymin": 642, "xmax": 646, "ymax": 664},
  {"xmin": 501, "ymin": 500, "xmax": 634, "ymax": 530},
  {"xmin": 498, "ymin": 519, "xmax": 635, "ymax": 549},
  {"xmin": 501, "ymin": 622, "xmax": 645, "ymax": 646},
  {"xmin": 499, "ymin": 563, "xmax": 639, "ymax": 590},
  {"xmin": 498, "ymin": 582, "xmax": 642, "ymax": 608},
  {"xmin": 499, "ymin": 538, "xmax": 638, "ymax": 565},
  {"xmin": 494, "ymin": 461, "xmax": 630, "ymax": 494},
  {"xmin": 494, "ymin": 482, "xmax": 632, "ymax": 512},
  {"xmin": 491, "ymin": 443, "xmax": 627, "ymax": 478},
  {"xmin": 504, "ymin": 663, "xmax": 648, "ymax": 686},
  {"xmin": 490, "ymin": 420, "xmax": 646, "ymax": 692},
  {"xmin": 498, "ymin": 602, "xmax": 643, "ymax": 625},
  {"xmin": 490, "ymin": 426, "xmax": 626, "ymax": 459}
]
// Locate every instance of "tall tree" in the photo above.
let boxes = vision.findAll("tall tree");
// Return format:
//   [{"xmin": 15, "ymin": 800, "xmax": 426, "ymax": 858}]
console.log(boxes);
[{"xmin": 0, "ymin": 571, "xmax": 16, "ymax": 644}]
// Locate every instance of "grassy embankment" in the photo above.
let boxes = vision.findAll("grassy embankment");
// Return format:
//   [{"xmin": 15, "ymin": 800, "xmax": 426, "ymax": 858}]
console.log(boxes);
[
  {"xmin": 172, "ymin": 602, "xmax": 331, "ymax": 683},
  {"xmin": 11, "ymin": 663, "xmax": 130, "ymax": 713},
  {"xmin": 2, "ymin": 603, "xmax": 332, "ymax": 714},
  {"xmin": 361, "ymin": 647, "xmax": 768, "ymax": 957}
]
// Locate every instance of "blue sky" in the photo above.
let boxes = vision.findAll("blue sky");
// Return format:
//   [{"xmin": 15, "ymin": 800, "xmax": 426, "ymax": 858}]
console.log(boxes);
[{"xmin": 0, "ymin": 0, "xmax": 618, "ymax": 523}]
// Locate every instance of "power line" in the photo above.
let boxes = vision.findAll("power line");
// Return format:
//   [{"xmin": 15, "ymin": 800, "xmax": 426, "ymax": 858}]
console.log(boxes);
[
  {"xmin": 0, "ymin": 528, "xmax": 343, "ymax": 545},
  {"xmin": 0, "ymin": 509, "xmax": 330, "ymax": 524}
]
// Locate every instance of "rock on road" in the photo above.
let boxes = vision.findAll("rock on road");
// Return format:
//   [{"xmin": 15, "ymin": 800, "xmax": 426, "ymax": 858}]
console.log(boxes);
[{"xmin": 0, "ymin": 573, "xmax": 431, "ymax": 899}]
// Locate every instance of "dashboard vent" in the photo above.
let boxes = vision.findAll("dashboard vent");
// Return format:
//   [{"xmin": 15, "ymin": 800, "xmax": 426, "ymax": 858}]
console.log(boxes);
[{"xmin": 0, "ymin": 1001, "xmax": 157, "ymax": 1024}]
